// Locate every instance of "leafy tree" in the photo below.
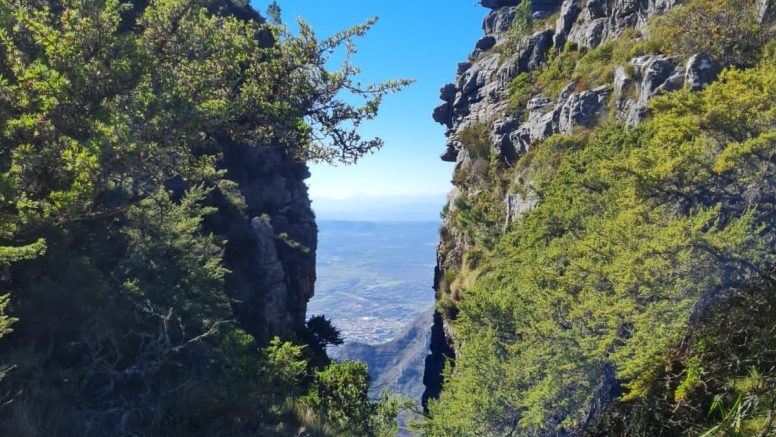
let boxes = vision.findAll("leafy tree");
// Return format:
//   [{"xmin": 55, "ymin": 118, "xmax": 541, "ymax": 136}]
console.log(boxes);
[
  {"xmin": 305, "ymin": 360, "xmax": 399, "ymax": 437},
  {"xmin": 0, "ymin": 0, "xmax": 408, "ymax": 434},
  {"xmin": 306, "ymin": 314, "xmax": 344, "ymax": 352},
  {"xmin": 0, "ymin": 0, "xmax": 411, "ymax": 262},
  {"xmin": 265, "ymin": 0, "xmax": 281, "ymax": 25}
]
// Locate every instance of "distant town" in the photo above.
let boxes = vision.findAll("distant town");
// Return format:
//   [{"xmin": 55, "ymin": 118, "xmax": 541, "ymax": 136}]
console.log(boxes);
[{"xmin": 307, "ymin": 220, "xmax": 439, "ymax": 344}]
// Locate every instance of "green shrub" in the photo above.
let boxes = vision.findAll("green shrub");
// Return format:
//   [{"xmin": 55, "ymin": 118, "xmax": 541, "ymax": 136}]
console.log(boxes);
[
  {"xmin": 502, "ymin": 0, "xmax": 534, "ymax": 59},
  {"xmin": 457, "ymin": 123, "xmax": 492, "ymax": 160},
  {"xmin": 652, "ymin": 0, "xmax": 771, "ymax": 67}
]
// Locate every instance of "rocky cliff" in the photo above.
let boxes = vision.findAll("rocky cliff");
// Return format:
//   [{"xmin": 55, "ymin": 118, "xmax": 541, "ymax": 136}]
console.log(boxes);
[
  {"xmin": 219, "ymin": 140, "xmax": 317, "ymax": 345},
  {"xmin": 423, "ymin": 0, "xmax": 775, "ymax": 433}
]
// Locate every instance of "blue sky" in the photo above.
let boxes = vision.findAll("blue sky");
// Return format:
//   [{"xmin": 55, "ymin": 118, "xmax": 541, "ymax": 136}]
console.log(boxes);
[{"xmin": 250, "ymin": 1, "xmax": 488, "ymax": 201}]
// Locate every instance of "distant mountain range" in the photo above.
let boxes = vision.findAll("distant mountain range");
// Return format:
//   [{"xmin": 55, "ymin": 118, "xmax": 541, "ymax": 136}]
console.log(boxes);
[{"xmin": 311, "ymin": 194, "xmax": 446, "ymax": 222}]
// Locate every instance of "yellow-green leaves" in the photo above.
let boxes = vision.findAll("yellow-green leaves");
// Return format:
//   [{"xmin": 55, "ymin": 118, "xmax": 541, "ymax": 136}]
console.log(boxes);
[
  {"xmin": 653, "ymin": 0, "xmax": 770, "ymax": 67},
  {"xmin": 424, "ymin": 54, "xmax": 776, "ymax": 436}
]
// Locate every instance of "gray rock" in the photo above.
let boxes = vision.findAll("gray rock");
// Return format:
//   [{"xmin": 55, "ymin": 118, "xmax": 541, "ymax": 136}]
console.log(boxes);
[
  {"xmin": 496, "ymin": 53, "xmax": 521, "ymax": 88},
  {"xmin": 685, "ymin": 53, "xmax": 721, "ymax": 91},
  {"xmin": 532, "ymin": 111, "xmax": 556, "ymax": 140},
  {"xmin": 553, "ymin": 32, "xmax": 567, "ymax": 54},
  {"xmin": 440, "ymin": 147, "xmax": 458, "ymax": 162},
  {"xmin": 453, "ymin": 101, "xmax": 470, "ymax": 117},
  {"xmin": 475, "ymin": 36, "xmax": 497, "ymax": 51},
  {"xmin": 759, "ymin": 0, "xmax": 774, "ymax": 23},
  {"xmin": 491, "ymin": 117, "xmax": 521, "ymax": 161},
  {"xmin": 505, "ymin": 193, "xmax": 536, "ymax": 228},
  {"xmin": 255, "ymin": 261, "xmax": 285, "ymax": 289},
  {"xmin": 658, "ymin": 71, "xmax": 685, "ymax": 94},
  {"xmin": 457, "ymin": 62, "xmax": 472, "ymax": 76},
  {"xmin": 557, "ymin": 0, "xmax": 582, "ymax": 34},
  {"xmin": 569, "ymin": 17, "xmax": 607, "ymax": 48},
  {"xmin": 532, "ymin": 0, "xmax": 565, "ymax": 14},
  {"xmin": 587, "ymin": 0, "xmax": 607, "ymax": 18},
  {"xmin": 440, "ymin": 83, "xmax": 457, "ymax": 102},
  {"xmin": 481, "ymin": 0, "xmax": 520, "ymax": 9},
  {"xmin": 483, "ymin": 7, "xmax": 517, "ymax": 40},
  {"xmin": 459, "ymin": 67, "xmax": 482, "ymax": 95},
  {"xmin": 624, "ymin": 106, "xmax": 648, "ymax": 126},
  {"xmin": 613, "ymin": 65, "xmax": 633, "ymax": 101},
  {"xmin": 558, "ymin": 90, "xmax": 603, "ymax": 134},
  {"xmin": 635, "ymin": 55, "xmax": 681, "ymax": 105},
  {"xmin": 558, "ymin": 81, "xmax": 577, "ymax": 102},
  {"xmin": 511, "ymin": 127, "xmax": 533, "ymax": 155},
  {"xmin": 527, "ymin": 96, "xmax": 551, "ymax": 112},
  {"xmin": 432, "ymin": 102, "xmax": 452, "ymax": 127},
  {"xmin": 251, "ymin": 217, "xmax": 279, "ymax": 264},
  {"xmin": 519, "ymin": 30, "xmax": 555, "ymax": 73}
]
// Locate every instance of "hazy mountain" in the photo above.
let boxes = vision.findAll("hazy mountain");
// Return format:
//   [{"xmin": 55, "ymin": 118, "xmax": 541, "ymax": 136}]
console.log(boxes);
[{"xmin": 311, "ymin": 194, "xmax": 446, "ymax": 222}]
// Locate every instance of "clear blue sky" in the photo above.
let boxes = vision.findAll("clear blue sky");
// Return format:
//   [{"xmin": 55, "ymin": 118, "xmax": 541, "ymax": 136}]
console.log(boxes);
[{"xmin": 250, "ymin": 1, "xmax": 487, "ymax": 200}]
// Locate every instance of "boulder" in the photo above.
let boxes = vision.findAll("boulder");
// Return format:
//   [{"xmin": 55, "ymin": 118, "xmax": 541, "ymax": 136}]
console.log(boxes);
[
  {"xmin": 456, "ymin": 61, "xmax": 472, "ymax": 77},
  {"xmin": 440, "ymin": 83, "xmax": 457, "ymax": 102},
  {"xmin": 685, "ymin": 53, "xmax": 721, "ymax": 91},
  {"xmin": 483, "ymin": 7, "xmax": 517, "ymax": 39},
  {"xmin": 634, "ymin": 55, "xmax": 681, "ymax": 105},
  {"xmin": 519, "ymin": 29, "xmax": 555, "ymax": 73},
  {"xmin": 587, "ymin": 0, "xmax": 607, "ymax": 18},
  {"xmin": 480, "ymin": 0, "xmax": 521, "ymax": 9},
  {"xmin": 475, "ymin": 35, "xmax": 497, "ymax": 51},
  {"xmin": 432, "ymin": 102, "xmax": 452, "ymax": 128},
  {"xmin": 558, "ymin": 90, "xmax": 603, "ymax": 134},
  {"xmin": 570, "ymin": 17, "xmax": 607, "ymax": 48},
  {"xmin": 557, "ymin": 0, "xmax": 582, "ymax": 34},
  {"xmin": 490, "ymin": 117, "xmax": 521, "ymax": 161},
  {"xmin": 440, "ymin": 146, "xmax": 458, "ymax": 162}
]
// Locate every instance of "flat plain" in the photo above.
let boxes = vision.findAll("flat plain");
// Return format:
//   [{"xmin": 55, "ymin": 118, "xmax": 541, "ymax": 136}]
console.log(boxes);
[{"xmin": 307, "ymin": 220, "xmax": 439, "ymax": 344}]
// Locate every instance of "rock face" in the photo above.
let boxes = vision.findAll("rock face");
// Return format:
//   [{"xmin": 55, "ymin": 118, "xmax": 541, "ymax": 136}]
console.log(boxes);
[
  {"xmin": 423, "ymin": 0, "xmax": 723, "ymax": 418},
  {"xmin": 222, "ymin": 141, "xmax": 317, "ymax": 345}
]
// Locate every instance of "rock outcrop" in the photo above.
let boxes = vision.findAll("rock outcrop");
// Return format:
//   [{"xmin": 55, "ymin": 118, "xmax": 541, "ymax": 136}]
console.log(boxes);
[
  {"xmin": 222, "ymin": 141, "xmax": 317, "ymax": 345},
  {"xmin": 424, "ymin": 0, "xmax": 724, "ymax": 419}
]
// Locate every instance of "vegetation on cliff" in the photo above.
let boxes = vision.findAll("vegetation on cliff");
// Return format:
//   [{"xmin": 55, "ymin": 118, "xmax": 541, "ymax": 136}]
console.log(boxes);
[
  {"xmin": 0, "ymin": 0, "xmax": 409, "ymax": 435},
  {"xmin": 423, "ymin": 0, "xmax": 776, "ymax": 435}
]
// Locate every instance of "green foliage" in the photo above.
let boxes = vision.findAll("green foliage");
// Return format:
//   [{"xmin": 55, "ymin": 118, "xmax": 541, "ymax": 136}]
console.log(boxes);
[
  {"xmin": 422, "ymin": 57, "xmax": 776, "ymax": 436},
  {"xmin": 652, "ymin": 0, "xmax": 771, "ymax": 67},
  {"xmin": 507, "ymin": 72, "xmax": 536, "ymax": 116},
  {"xmin": 675, "ymin": 355, "xmax": 704, "ymax": 402},
  {"xmin": 304, "ymin": 360, "xmax": 399, "ymax": 437},
  {"xmin": 457, "ymin": 123, "xmax": 491, "ymax": 160},
  {"xmin": 0, "ymin": 294, "xmax": 15, "ymax": 339},
  {"xmin": 262, "ymin": 336, "xmax": 308, "ymax": 401},
  {"xmin": 265, "ymin": 0, "xmax": 281, "ymax": 25},
  {"xmin": 531, "ymin": 28, "xmax": 647, "ymax": 101},
  {"xmin": 306, "ymin": 314, "xmax": 344, "ymax": 352},
  {"xmin": 0, "ymin": 0, "xmax": 406, "ymax": 434},
  {"xmin": 0, "ymin": 0, "xmax": 411, "ymax": 256},
  {"xmin": 502, "ymin": 0, "xmax": 534, "ymax": 59}
]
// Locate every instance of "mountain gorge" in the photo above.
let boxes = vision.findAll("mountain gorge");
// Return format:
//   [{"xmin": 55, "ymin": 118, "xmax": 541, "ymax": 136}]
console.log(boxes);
[
  {"xmin": 0, "ymin": 0, "xmax": 407, "ymax": 435},
  {"xmin": 422, "ymin": 0, "xmax": 776, "ymax": 436},
  {"xmin": 2, "ymin": 0, "xmax": 776, "ymax": 435}
]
